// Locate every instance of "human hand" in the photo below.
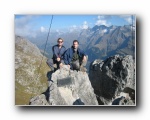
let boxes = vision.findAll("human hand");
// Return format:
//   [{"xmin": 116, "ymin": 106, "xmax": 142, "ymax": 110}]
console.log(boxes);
[
  {"xmin": 67, "ymin": 65, "xmax": 70, "ymax": 69},
  {"xmin": 82, "ymin": 56, "xmax": 86, "ymax": 62},
  {"xmin": 59, "ymin": 63, "xmax": 63, "ymax": 68},
  {"xmin": 57, "ymin": 57, "xmax": 60, "ymax": 61}
]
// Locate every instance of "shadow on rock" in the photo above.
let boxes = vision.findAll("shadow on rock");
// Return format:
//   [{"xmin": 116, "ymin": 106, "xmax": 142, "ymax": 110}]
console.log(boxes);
[
  {"xmin": 47, "ymin": 71, "xmax": 53, "ymax": 81},
  {"xmin": 73, "ymin": 98, "xmax": 85, "ymax": 105}
]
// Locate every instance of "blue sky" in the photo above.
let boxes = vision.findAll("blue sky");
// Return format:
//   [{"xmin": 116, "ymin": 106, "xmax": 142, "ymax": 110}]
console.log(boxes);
[{"xmin": 15, "ymin": 15, "xmax": 135, "ymax": 37}]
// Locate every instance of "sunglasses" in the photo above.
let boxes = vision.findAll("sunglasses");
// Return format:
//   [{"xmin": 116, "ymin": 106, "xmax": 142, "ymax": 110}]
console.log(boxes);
[{"xmin": 58, "ymin": 41, "xmax": 63, "ymax": 43}]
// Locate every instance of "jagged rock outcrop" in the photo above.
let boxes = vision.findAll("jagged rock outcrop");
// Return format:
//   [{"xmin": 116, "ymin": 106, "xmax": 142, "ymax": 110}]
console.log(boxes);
[
  {"xmin": 15, "ymin": 35, "xmax": 49, "ymax": 105},
  {"xmin": 89, "ymin": 55, "xmax": 135, "ymax": 105},
  {"xmin": 29, "ymin": 54, "xmax": 135, "ymax": 106},
  {"xmin": 30, "ymin": 65, "xmax": 98, "ymax": 105},
  {"xmin": 112, "ymin": 87, "xmax": 135, "ymax": 105}
]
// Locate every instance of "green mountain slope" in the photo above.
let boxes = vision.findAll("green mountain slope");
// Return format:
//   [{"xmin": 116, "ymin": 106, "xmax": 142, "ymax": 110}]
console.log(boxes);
[{"xmin": 15, "ymin": 35, "xmax": 50, "ymax": 105}]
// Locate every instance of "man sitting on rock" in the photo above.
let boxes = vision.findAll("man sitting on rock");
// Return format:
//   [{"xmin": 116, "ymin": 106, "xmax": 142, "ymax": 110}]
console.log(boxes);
[
  {"xmin": 64, "ymin": 40, "xmax": 87, "ymax": 71},
  {"xmin": 47, "ymin": 38, "xmax": 66, "ymax": 71}
]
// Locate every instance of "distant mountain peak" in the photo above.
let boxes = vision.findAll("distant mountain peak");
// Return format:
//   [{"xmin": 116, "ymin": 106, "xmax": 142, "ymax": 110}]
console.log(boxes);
[{"xmin": 92, "ymin": 25, "xmax": 108, "ymax": 31}]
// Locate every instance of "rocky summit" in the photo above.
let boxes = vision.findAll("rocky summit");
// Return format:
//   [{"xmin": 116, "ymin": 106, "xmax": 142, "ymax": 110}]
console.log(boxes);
[
  {"xmin": 16, "ymin": 35, "xmax": 135, "ymax": 106},
  {"xmin": 30, "ymin": 65, "xmax": 98, "ymax": 105},
  {"xmin": 29, "ymin": 55, "xmax": 135, "ymax": 106},
  {"xmin": 89, "ymin": 55, "xmax": 135, "ymax": 105}
]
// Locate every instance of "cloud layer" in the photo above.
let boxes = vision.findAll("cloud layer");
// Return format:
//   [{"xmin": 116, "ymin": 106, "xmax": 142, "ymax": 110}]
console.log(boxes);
[
  {"xmin": 15, "ymin": 15, "xmax": 39, "ymax": 38},
  {"xmin": 15, "ymin": 15, "xmax": 135, "ymax": 38},
  {"xmin": 119, "ymin": 15, "xmax": 135, "ymax": 24},
  {"xmin": 82, "ymin": 21, "xmax": 88, "ymax": 29},
  {"xmin": 95, "ymin": 15, "xmax": 111, "ymax": 26}
]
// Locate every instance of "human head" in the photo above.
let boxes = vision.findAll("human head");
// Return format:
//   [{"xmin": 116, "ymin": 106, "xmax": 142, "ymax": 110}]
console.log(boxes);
[
  {"xmin": 57, "ymin": 38, "xmax": 63, "ymax": 46},
  {"xmin": 73, "ymin": 40, "xmax": 79, "ymax": 49}
]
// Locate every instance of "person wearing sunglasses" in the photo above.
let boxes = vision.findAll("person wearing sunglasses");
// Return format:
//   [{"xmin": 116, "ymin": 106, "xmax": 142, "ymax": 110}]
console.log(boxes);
[
  {"xmin": 47, "ymin": 38, "xmax": 66, "ymax": 71},
  {"xmin": 64, "ymin": 40, "xmax": 87, "ymax": 71}
]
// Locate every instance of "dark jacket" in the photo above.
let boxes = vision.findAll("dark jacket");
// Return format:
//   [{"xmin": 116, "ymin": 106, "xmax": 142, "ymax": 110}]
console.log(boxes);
[
  {"xmin": 64, "ymin": 46, "xmax": 86, "ymax": 65},
  {"xmin": 52, "ymin": 45, "xmax": 66, "ymax": 61}
]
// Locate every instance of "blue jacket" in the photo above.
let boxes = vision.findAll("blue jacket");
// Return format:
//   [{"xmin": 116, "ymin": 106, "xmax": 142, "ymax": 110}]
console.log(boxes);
[
  {"xmin": 52, "ymin": 45, "xmax": 66, "ymax": 61},
  {"xmin": 64, "ymin": 46, "xmax": 86, "ymax": 65}
]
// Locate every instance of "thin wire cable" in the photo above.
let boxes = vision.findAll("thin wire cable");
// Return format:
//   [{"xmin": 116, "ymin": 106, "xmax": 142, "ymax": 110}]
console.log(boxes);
[
  {"xmin": 30, "ymin": 15, "xmax": 54, "ymax": 99},
  {"xmin": 32, "ymin": 15, "xmax": 54, "ymax": 88},
  {"xmin": 37, "ymin": 15, "xmax": 54, "ymax": 79}
]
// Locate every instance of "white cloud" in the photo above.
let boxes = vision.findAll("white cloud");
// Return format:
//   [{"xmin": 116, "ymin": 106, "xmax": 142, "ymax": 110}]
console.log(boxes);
[
  {"xmin": 126, "ymin": 17, "xmax": 132, "ymax": 23},
  {"xmin": 40, "ymin": 26, "xmax": 47, "ymax": 32},
  {"xmin": 97, "ymin": 15, "xmax": 104, "ymax": 19},
  {"xmin": 95, "ymin": 19, "xmax": 107, "ymax": 26},
  {"xmin": 103, "ymin": 29, "xmax": 107, "ymax": 33},
  {"xmin": 69, "ymin": 25, "xmax": 79, "ymax": 32},
  {"xmin": 15, "ymin": 15, "xmax": 32, "ymax": 28},
  {"xmin": 82, "ymin": 21, "xmax": 88, "ymax": 29},
  {"xmin": 15, "ymin": 15, "xmax": 39, "ymax": 38},
  {"xmin": 56, "ymin": 29, "xmax": 59, "ymax": 32},
  {"xmin": 95, "ymin": 15, "xmax": 111, "ymax": 26},
  {"xmin": 40, "ymin": 26, "xmax": 45, "ymax": 32},
  {"xmin": 119, "ymin": 15, "xmax": 135, "ymax": 24},
  {"xmin": 72, "ymin": 25, "xmax": 77, "ymax": 28}
]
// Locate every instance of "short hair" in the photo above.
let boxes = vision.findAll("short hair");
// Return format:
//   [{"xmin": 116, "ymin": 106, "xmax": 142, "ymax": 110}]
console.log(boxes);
[
  {"xmin": 57, "ymin": 38, "xmax": 63, "ymax": 42},
  {"xmin": 73, "ymin": 40, "xmax": 79, "ymax": 44}
]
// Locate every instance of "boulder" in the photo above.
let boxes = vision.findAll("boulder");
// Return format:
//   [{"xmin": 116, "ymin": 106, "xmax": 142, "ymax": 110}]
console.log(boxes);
[
  {"xmin": 29, "ymin": 65, "xmax": 98, "ymax": 105},
  {"xmin": 89, "ymin": 55, "xmax": 135, "ymax": 105},
  {"xmin": 49, "ymin": 65, "xmax": 98, "ymax": 105},
  {"xmin": 29, "ymin": 94, "xmax": 49, "ymax": 105}
]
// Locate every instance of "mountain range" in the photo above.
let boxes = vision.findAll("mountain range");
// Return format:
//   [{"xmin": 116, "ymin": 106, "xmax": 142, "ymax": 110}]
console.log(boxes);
[{"xmin": 26, "ymin": 25, "xmax": 135, "ymax": 63}]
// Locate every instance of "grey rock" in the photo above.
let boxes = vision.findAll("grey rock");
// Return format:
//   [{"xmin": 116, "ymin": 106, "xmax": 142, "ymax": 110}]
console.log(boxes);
[
  {"xmin": 29, "ymin": 94, "xmax": 49, "ymax": 105},
  {"xmin": 29, "ymin": 65, "xmax": 98, "ymax": 105},
  {"xmin": 112, "ymin": 95, "xmax": 135, "ymax": 105},
  {"xmin": 89, "ymin": 55, "xmax": 135, "ymax": 105},
  {"xmin": 15, "ymin": 35, "xmax": 49, "ymax": 105},
  {"xmin": 48, "ymin": 65, "xmax": 98, "ymax": 105}
]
